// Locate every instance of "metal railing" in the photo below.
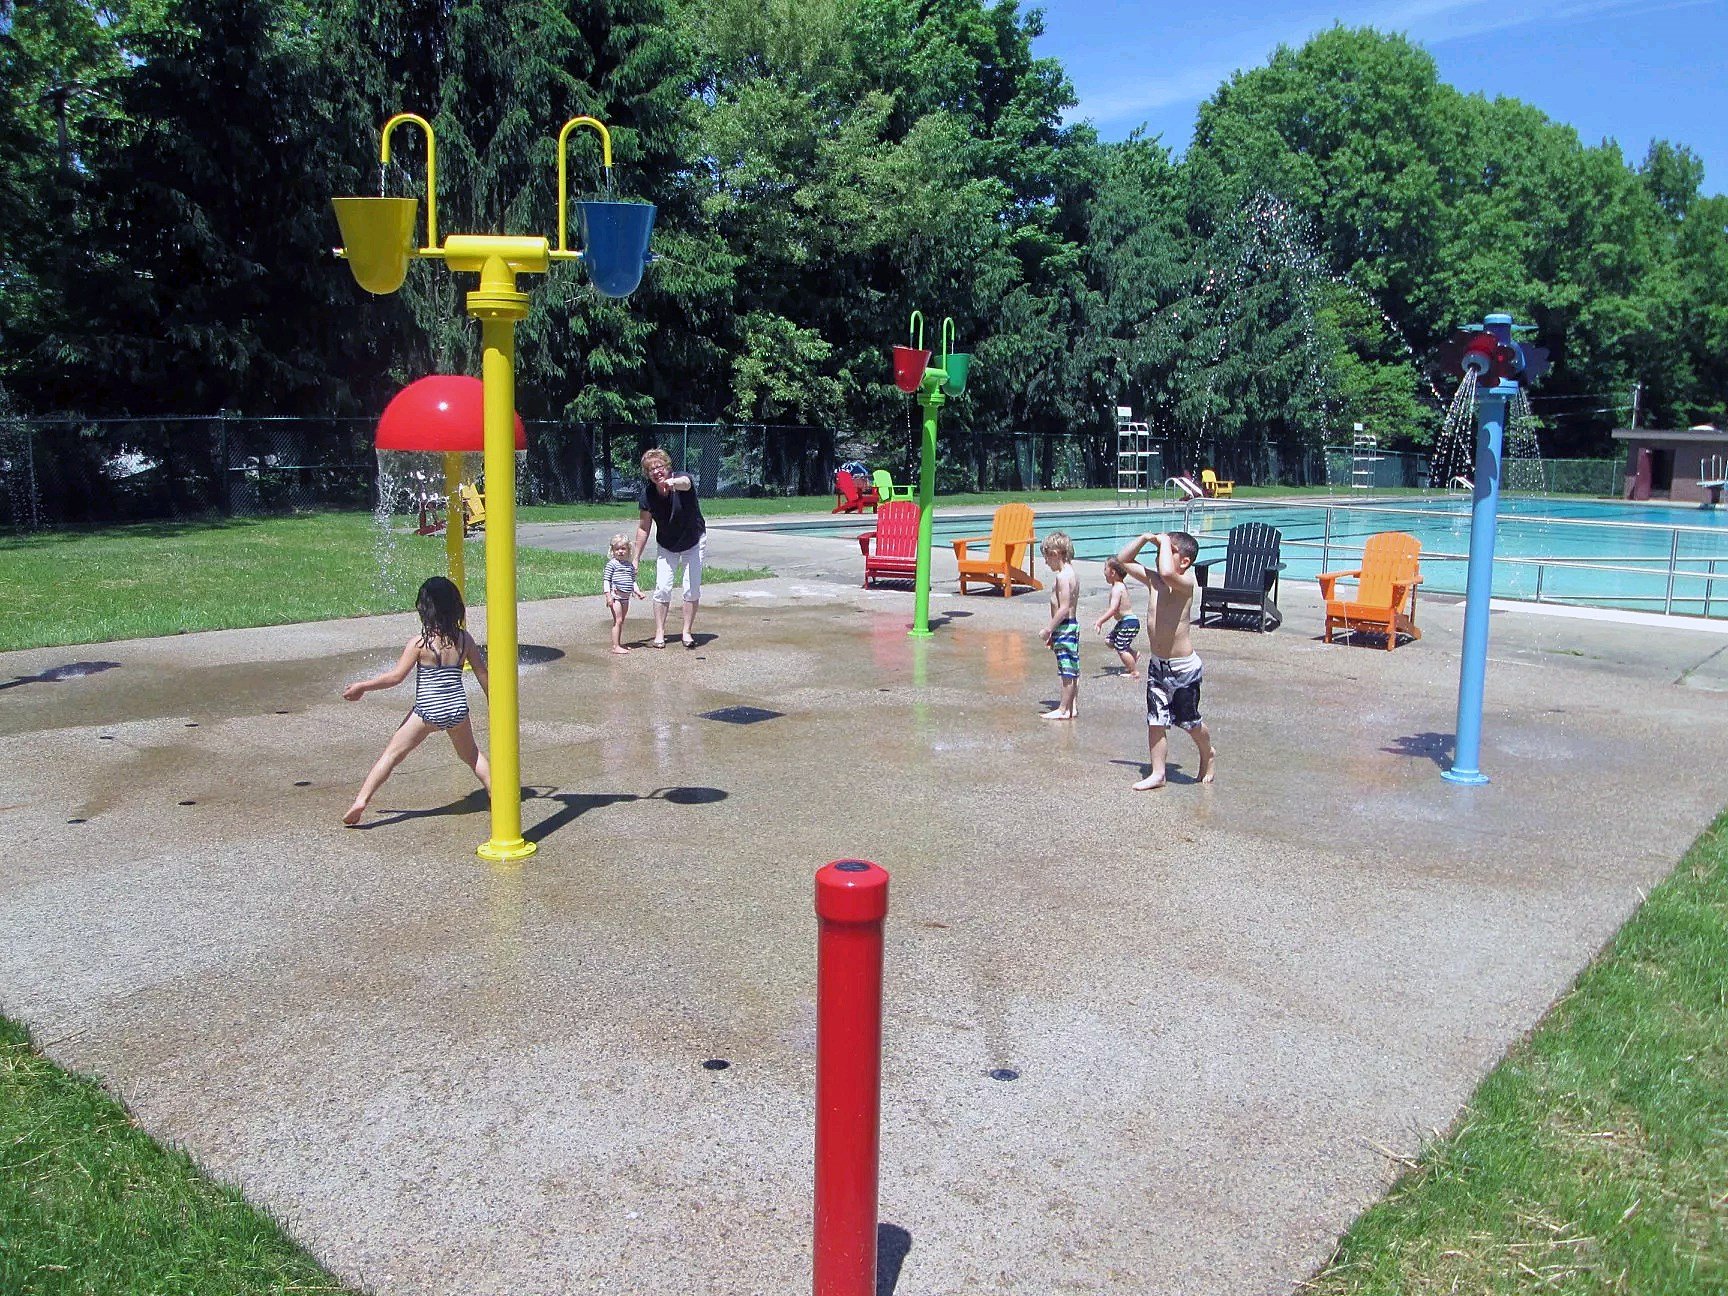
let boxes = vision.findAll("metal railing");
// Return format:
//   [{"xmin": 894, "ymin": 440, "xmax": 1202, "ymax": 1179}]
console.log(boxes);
[{"xmin": 1190, "ymin": 497, "xmax": 1728, "ymax": 621}]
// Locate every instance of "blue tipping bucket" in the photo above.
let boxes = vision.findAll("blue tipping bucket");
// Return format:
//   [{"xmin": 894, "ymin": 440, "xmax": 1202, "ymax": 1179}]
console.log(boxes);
[{"xmin": 578, "ymin": 201, "xmax": 656, "ymax": 298}]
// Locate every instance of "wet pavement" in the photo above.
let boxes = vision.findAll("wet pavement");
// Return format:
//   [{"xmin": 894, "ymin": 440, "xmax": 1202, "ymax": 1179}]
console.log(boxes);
[{"xmin": 3, "ymin": 508, "xmax": 1726, "ymax": 1295}]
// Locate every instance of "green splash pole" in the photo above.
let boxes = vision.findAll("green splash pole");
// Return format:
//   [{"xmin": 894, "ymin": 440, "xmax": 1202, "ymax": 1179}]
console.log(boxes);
[{"xmin": 909, "ymin": 373, "xmax": 946, "ymax": 638}]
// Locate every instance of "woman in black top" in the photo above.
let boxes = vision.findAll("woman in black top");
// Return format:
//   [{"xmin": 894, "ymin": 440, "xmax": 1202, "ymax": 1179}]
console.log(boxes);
[{"xmin": 633, "ymin": 447, "xmax": 708, "ymax": 648}]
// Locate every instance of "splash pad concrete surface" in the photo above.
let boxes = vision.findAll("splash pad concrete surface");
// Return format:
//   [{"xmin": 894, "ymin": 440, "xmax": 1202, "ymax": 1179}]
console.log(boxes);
[{"xmin": 3, "ymin": 510, "xmax": 1726, "ymax": 1295}]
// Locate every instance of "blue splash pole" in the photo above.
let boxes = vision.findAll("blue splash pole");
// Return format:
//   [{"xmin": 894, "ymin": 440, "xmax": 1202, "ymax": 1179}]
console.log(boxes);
[{"xmin": 1444, "ymin": 315, "xmax": 1516, "ymax": 785}]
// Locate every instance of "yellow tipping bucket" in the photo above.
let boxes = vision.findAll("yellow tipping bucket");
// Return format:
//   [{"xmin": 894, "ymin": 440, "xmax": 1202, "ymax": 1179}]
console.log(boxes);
[{"xmin": 332, "ymin": 197, "xmax": 419, "ymax": 295}]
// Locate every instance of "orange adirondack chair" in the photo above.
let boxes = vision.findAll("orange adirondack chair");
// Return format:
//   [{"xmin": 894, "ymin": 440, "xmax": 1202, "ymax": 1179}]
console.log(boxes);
[
  {"xmin": 952, "ymin": 503, "xmax": 1042, "ymax": 596},
  {"xmin": 859, "ymin": 500, "xmax": 921, "ymax": 587},
  {"xmin": 832, "ymin": 469, "xmax": 880, "ymax": 514},
  {"xmin": 1318, "ymin": 531, "xmax": 1423, "ymax": 650}
]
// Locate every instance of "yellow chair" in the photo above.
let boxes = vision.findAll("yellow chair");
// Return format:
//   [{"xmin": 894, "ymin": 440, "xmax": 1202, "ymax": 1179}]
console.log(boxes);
[
  {"xmin": 1318, "ymin": 531, "xmax": 1422, "ymax": 650},
  {"xmin": 952, "ymin": 503, "xmax": 1042, "ymax": 596},
  {"xmin": 1200, "ymin": 468, "xmax": 1234, "ymax": 498},
  {"xmin": 458, "ymin": 483, "xmax": 487, "ymax": 534}
]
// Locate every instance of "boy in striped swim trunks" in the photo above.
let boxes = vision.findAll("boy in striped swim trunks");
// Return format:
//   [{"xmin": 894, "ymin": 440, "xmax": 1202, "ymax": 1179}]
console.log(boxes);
[
  {"xmin": 1093, "ymin": 557, "xmax": 1141, "ymax": 680},
  {"xmin": 1039, "ymin": 531, "xmax": 1081, "ymax": 720},
  {"xmin": 1116, "ymin": 531, "xmax": 1217, "ymax": 790}
]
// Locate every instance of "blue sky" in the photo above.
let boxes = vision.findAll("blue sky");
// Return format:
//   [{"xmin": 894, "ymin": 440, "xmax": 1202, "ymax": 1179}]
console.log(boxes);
[{"xmin": 1032, "ymin": 0, "xmax": 1726, "ymax": 195}]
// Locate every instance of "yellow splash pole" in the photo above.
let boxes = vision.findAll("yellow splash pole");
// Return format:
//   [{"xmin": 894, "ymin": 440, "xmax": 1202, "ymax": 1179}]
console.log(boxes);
[
  {"xmin": 339, "ymin": 111, "xmax": 646, "ymax": 862},
  {"xmin": 462, "ymin": 246, "xmax": 537, "ymax": 861},
  {"xmin": 443, "ymin": 451, "xmax": 465, "ymax": 595}
]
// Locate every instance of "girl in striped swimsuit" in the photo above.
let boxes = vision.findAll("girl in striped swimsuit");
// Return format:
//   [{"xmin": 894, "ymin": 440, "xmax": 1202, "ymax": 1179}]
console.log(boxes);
[{"xmin": 341, "ymin": 576, "xmax": 490, "ymax": 825}]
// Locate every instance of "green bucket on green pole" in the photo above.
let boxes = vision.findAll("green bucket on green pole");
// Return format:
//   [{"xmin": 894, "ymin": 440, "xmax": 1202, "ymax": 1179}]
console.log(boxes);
[{"xmin": 941, "ymin": 353, "xmax": 970, "ymax": 396}]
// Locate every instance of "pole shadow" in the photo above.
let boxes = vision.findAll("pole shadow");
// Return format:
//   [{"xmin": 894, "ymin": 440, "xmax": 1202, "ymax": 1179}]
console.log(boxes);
[
  {"xmin": 877, "ymin": 1222, "xmax": 912, "ymax": 1295},
  {"xmin": 0, "ymin": 660, "xmax": 122, "ymax": 691},
  {"xmin": 1384, "ymin": 732, "xmax": 1454, "ymax": 768},
  {"xmin": 523, "ymin": 784, "xmax": 728, "ymax": 845}
]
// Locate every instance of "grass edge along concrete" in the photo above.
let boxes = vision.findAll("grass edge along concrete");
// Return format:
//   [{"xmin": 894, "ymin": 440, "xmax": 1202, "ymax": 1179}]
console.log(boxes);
[
  {"xmin": 0, "ymin": 1012, "xmax": 364, "ymax": 1295},
  {"xmin": 1308, "ymin": 807, "xmax": 1728, "ymax": 1294}
]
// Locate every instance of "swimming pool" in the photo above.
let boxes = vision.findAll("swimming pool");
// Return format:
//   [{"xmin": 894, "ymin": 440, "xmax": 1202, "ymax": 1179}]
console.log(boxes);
[{"xmin": 744, "ymin": 496, "xmax": 1728, "ymax": 619}]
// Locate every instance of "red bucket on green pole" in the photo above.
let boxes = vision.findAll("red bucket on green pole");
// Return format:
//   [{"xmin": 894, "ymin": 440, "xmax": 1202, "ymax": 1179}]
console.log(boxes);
[{"xmin": 892, "ymin": 347, "xmax": 930, "ymax": 394}]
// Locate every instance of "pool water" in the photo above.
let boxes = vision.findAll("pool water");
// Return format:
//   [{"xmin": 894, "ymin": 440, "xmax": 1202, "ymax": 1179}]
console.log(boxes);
[{"xmin": 748, "ymin": 496, "xmax": 1728, "ymax": 618}]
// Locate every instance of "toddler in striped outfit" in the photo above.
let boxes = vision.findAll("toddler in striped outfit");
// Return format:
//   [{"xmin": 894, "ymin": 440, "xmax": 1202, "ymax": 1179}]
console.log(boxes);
[
  {"xmin": 603, "ymin": 533, "xmax": 647, "ymax": 654},
  {"xmin": 1094, "ymin": 557, "xmax": 1142, "ymax": 680}
]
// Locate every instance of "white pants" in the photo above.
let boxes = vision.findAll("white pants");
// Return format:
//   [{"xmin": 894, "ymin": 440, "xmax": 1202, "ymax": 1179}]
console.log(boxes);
[{"xmin": 654, "ymin": 535, "xmax": 705, "ymax": 604}]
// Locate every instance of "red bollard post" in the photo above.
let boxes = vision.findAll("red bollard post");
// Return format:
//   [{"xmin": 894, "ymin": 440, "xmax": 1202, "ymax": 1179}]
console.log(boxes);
[{"xmin": 813, "ymin": 858, "xmax": 890, "ymax": 1296}]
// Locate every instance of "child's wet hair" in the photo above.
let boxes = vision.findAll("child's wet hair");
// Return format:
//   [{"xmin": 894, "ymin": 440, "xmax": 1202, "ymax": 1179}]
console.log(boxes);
[
  {"xmin": 416, "ymin": 576, "xmax": 465, "ymax": 647},
  {"xmin": 1103, "ymin": 557, "xmax": 1128, "ymax": 579},
  {"xmin": 1167, "ymin": 531, "xmax": 1199, "ymax": 563},
  {"xmin": 608, "ymin": 533, "xmax": 632, "ymax": 553},
  {"xmin": 1041, "ymin": 531, "xmax": 1074, "ymax": 561}
]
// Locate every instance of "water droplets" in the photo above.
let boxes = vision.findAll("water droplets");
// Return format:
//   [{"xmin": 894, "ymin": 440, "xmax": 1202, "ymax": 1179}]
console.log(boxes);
[{"xmin": 1429, "ymin": 374, "xmax": 1545, "ymax": 494}]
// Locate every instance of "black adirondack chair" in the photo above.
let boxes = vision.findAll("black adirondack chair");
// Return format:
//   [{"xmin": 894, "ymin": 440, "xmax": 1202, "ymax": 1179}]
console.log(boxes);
[{"xmin": 1193, "ymin": 523, "xmax": 1284, "ymax": 631}]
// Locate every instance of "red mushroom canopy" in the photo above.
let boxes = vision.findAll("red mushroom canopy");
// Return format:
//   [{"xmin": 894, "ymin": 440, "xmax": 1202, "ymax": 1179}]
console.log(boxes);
[{"xmin": 376, "ymin": 375, "xmax": 526, "ymax": 452}]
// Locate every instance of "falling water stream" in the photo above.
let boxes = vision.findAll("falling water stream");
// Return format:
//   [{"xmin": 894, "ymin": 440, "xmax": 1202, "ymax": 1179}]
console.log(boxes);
[
  {"xmin": 1428, "ymin": 371, "xmax": 1546, "ymax": 495},
  {"xmin": 1430, "ymin": 369, "xmax": 1480, "ymax": 490},
  {"xmin": 372, "ymin": 450, "xmax": 532, "ymax": 600}
]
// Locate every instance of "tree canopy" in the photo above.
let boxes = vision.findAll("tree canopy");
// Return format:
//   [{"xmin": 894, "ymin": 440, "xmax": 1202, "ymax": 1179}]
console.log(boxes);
[{"xmin": 2, "ymin": 5, "xmax": 1722, "ymax": 462}]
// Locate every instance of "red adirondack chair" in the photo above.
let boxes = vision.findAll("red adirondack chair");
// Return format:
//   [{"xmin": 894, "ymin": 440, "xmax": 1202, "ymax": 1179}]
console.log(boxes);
[
  {"xmin": 832, "ymin": 469, "xmax": 881, "ymax": 514},
  {"xmin": 859, "ymin": 500, "xmax": 921, "ymax": 587}
]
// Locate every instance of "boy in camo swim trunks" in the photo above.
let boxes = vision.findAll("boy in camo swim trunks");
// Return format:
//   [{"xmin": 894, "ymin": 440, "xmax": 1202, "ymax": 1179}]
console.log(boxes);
[
  {"xmin": 1116, "ymin": 531, "xmax": 1216, "ymax": 790},
  {"xmin": 1039, "ymin": 531, "xmax": 1080, "ymax": 720}
]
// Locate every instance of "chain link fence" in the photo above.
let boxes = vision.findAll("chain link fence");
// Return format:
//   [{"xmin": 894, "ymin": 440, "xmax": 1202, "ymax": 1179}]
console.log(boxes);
[{"xmin": 0, "ymin": 414, "xmax": 1629, "ymax": 531}]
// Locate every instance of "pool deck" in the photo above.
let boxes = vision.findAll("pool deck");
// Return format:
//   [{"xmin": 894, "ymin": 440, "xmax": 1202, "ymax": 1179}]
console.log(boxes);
[{"xmin": 2, "ymin": 511, "xmax": 1727, "ymax": 1295}]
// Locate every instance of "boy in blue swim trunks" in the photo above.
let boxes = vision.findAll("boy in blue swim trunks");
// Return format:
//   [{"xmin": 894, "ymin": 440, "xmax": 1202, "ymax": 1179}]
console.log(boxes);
[
  {"xmin": 1039, "ymin": 531, "xmax": 1081, "ymax": 719},
  {"xmin": 1116, "ymin": 531, "xmax": 1217, "ymax": 789}
]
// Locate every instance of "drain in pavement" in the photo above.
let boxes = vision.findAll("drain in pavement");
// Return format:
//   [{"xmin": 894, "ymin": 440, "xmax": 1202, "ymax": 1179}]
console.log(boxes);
[{"xmin": 698, "ymin": 705, "xmax": 784, "ymax": 725}]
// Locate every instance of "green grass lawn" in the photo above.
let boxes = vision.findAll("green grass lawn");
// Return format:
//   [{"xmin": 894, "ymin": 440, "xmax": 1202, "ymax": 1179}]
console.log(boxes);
[
  {"xmin": 1310, "ymin": 811, "xmax": 1728, "ymax": 1294},
  {"xmin": 0, "ymin": 1015, "xmax": 359, "ymax": 1295},
  {"xmin": 0, "ymin": 483, "xmax": 1618, "ymax": 653},
  {"xmin": 3, "ymin": 815, "xmax": 1722, "ymax": 1291},
  {"xmin": 0, "ymin": 513, "xmax": 767, "ymax": 652}
]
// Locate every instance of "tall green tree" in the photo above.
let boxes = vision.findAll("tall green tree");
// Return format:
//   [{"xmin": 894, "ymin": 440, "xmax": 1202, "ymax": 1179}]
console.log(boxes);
[
  {"xmin": 0, "ymin": 0, "xmax": 150, "ymax": 407},
  {"xmin": 23, "ymin": 0, "xmax": 392, "ymax": 415},
  {"xmin": 336, "ymin": 0, "xmax": 727, "ymax": 429}
]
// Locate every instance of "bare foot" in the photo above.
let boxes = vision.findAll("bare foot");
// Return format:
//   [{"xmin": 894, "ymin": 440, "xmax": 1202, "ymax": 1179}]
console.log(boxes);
[
  {"xmin": 651, "ymin": 637, "xmax": 666, "ymax": 648},
  {"xmin": 342, "ymin": 802, "xmax": 365, "ymax": 825},
  {"xmin": 681, "ymin": 634, "xmax": 696, "ymax": 648},
  {"xmin": 1131, "ymin": 773, "xmax": 1166, "ymax": 790},
  {"xmin": 1040, "ymin": 708, "xmax": 1073, "ymax": 720},
  {"xmin": 610, "ymin": 645, "xmax": 631, "ymax": 655},
  {"xmin": 1198, "ymin": 752, "xmax": 1217, "ymax": 783}
]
